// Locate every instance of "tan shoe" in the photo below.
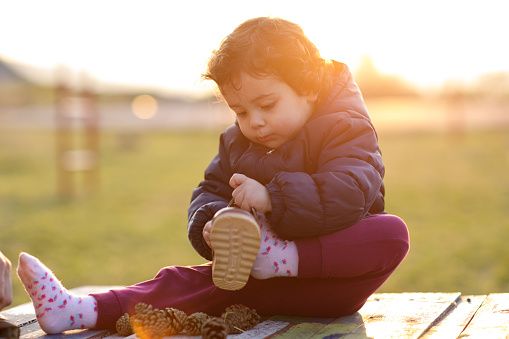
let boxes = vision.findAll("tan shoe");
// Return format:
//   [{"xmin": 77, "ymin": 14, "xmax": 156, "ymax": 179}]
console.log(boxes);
[{"xmin": 210, "ymin": 207, "xmax": 261, "ymax": 290}]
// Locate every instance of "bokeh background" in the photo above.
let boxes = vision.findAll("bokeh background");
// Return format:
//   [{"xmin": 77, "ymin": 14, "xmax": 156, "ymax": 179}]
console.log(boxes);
[{"xmin": 1, "ymin": 0, "xmax": 508, "ymax": 306}]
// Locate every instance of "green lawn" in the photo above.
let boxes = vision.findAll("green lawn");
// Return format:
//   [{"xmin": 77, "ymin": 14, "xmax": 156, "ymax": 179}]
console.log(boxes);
[{"xmin": 1, "ymin": 127, "xmax": 508, "ymax": 306}]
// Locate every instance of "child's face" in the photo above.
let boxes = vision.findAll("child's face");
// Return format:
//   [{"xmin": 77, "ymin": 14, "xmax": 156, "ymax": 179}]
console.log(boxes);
[{"xmin": 222, "ymin": 73, "xmax": 316, "ymax": 149}]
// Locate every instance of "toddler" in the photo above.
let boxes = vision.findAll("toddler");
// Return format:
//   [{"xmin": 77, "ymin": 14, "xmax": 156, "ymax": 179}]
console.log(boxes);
[{"xmin": 17, "ymin": 17, "xmax": 409, "ymax": 333}]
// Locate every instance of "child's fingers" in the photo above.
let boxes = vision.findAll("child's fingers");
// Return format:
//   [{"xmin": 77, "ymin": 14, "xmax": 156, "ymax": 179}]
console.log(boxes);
[
  {"xmin": 240, "ymin": 199, "xmax": 251, "ymax": 211},
  {"xmin": 203, "ymin": 230, "xmax": 211, "ymax": 247},
  {"xmin": 234, "ymin": 189, "xmax": 251, "ymax": 211},
  {"xmin": 232, "ymin": 187, "xmax": 246, "ymax": 208},
  {"xmin": 203, "ymin": 220, "xmax": 213, "ymax": 233},
  {"xmin": 229, "ymin": 173, "xmax": 248, "ymax": 188},
  {"xmin": 202, "ymin": 221, "xmax": 212, "ymax": 247}
]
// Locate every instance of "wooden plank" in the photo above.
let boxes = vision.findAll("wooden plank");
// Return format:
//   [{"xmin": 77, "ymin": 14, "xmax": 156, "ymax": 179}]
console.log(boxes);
[
  {"xmin": 269, "ymin": 322, "xmax": 333, "ymax": 338},
  {"xmin": 165, "ymin": 320, "xmax": 289, "ymax": 339},
  {"xmin": 458, "ymin": 293, "xmax": 509, "ymax": 338},
  {"xmin": 1, "ymin": 302, "xmax": 38, "ymax": 328},
  {"xmin": 267, "ymin": 315, "xmax": 336, "ymax": 338},
  {"xmin": 0, "ymin": 290, "xmax": 477, "ymax": 338},
  {"xmin": 308, "ymin": 312, "xmax": 370, "ymax": 338},
  {"xmin": 421, "ymin": 295, "xmax": 486, "ymax": 338},
  {"xmin": 303, "ymin": 312, "xmax": 366, "ymax": 338},
  {"xmin": 104, "ymin": 320, "xmax": 290, "ymax": 338},
  {"xmin": 359, "ymin": 292, "xmax": 460, "ymax": 338},
  {"xmin": 294, "ymin": 292, "xmax": 461, "ymax": 339}
]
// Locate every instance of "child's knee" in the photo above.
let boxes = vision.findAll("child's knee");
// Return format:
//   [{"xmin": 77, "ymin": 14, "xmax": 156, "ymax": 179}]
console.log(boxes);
[
  {"xmin": 378, "ymin": 214, "xmax": 410, "ymax": 247},
  {"xmin": 363, "ymin": 214, "xmax": 410, "ymax": 272},
  {"xmin": 390, "ymin": 238, "xmax": 410, "ymax": 269},
  {"xmin": 381, "ymin": 215, "xmax": 410, "ymax": 266}
]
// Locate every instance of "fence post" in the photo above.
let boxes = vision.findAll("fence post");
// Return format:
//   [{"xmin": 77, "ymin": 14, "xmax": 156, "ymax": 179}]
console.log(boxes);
[{"xmin": 55, "ymin": 69, "xmax": 100, "ymax": 198}]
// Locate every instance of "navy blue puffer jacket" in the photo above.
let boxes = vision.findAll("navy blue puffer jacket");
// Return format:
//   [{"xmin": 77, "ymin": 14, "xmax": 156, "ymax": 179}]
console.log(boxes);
[{"xmin": 188, "ymin": 62, "xmax": 385, "ymax": 260}]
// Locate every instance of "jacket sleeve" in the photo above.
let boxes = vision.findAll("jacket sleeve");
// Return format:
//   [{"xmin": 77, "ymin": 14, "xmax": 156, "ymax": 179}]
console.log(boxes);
[
  {"xmin": 266, "ymin": 113, "xmax": 384, "ymax": 239},
  {"xmin": 187, "ymin": 133, "xmax": 233, "ymax": 260}
]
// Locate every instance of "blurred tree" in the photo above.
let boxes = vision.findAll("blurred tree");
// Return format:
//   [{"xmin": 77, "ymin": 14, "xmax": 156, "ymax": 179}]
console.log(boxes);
[
  {"xmin": 474, "ymin": 72, "xmax": 509, "ymax": 102},
  {"xmin": 355, "ymin": 57, "xmax": 418, "ymax": 98}
]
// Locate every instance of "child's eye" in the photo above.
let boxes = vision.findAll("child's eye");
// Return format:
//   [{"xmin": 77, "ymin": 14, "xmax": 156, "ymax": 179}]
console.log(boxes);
[
  {"xmin": 261, "ymin": 102, "xmax": 275, "ymax": 110},
  {"xmin": 236, "ymin": 111, "xmax": 247, "ymax": 117}
]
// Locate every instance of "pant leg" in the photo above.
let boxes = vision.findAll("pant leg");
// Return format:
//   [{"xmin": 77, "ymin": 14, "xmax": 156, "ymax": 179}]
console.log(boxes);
[
  {"xmin": 295, "ymin": 214, "xmax": 410, "ymax": 279},
  {"xmin": 92, "ymin": 265, "xmax": 391, "ymax": 330},
  {"xmin": 235, "ymin": 213, "xmax": 409, "ymax": 319},
  {"xmin": 91, "ymin": 214, "xmax": 409, "ymax": 329},
  {"xmin": 91, "ymin": 264, "xmax": 234, "ymax": 329}
]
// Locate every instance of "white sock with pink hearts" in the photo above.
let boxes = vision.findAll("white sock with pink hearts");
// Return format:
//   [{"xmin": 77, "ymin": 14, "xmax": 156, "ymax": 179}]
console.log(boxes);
[
  {"xmin": 250, "ymin": 215, "xmax": 299, "ymax": 279},
  {"xmin": 17, "ymin": 252, "xmax": 98, "ymax": 334}
]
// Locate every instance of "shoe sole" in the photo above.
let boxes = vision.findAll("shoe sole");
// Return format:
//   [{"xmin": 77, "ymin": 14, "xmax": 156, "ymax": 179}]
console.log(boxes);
[{"xmin": 210, "ymin": 209, "xmax": 261, "ymax": 290}]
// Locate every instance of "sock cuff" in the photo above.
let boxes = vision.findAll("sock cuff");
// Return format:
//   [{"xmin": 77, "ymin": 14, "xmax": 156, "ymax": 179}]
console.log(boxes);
[
  {"xmin": 294, "ymin": 237, "xmax": 323, "ymax": 278},
  {"xmin": 89, "ymin": 290, "xmax": 123, "ymax": 330}
]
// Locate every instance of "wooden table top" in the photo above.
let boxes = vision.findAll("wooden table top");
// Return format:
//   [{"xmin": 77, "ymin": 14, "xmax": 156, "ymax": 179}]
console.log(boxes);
[{"xmin": 1, "ymin": 287, "xmax": 509, "ymax": 338}]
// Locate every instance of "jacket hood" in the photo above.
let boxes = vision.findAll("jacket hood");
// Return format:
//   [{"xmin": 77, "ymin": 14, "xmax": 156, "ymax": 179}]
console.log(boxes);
[{"xmin": 313, "ymin": 61, "xmax": 370, "ymax": 121}]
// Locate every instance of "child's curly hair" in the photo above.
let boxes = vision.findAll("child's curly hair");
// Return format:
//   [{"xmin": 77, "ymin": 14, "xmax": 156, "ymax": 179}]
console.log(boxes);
[{"xmin": 203, "ymin": 17, "xmax": 334, "ymax": 99}]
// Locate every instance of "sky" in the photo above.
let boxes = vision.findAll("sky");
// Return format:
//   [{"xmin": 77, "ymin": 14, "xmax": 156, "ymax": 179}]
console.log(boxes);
[{"xmin": 1, "ymin": 0, "xmax": 508, "ymax": 96}]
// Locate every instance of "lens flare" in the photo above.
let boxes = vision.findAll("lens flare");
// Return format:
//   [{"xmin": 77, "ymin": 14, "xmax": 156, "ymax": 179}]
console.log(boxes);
[{"xmin": 131, "ymin": 94, "xmax": 158, "ymax": 119}]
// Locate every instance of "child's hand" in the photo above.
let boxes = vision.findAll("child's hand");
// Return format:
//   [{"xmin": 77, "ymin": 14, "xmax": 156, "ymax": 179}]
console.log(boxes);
[
  {"xmin": 229, "ymin": 173, "xmax": 272, "ymax": 212},
  {"xmin": 202, "ymin": 220, "xmax": 212, "ymax": 248}
]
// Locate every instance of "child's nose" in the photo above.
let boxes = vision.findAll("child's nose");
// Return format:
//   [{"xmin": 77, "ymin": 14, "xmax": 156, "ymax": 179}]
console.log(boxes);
[{"xmin": 249, "ymin": 112, "xmax": 266, "ymax": 128}]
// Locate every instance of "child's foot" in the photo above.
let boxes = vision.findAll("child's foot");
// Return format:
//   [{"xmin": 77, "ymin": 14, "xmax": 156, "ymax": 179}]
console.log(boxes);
[
  {"xmin": 210, "ymin": 207, "xmax": 261, "ymax": 290},
  {"xmin": 251, "ymin": 215, "xmax": 299, "ymax": 279},
  {"xmin": 16, "ymin": 252, "xmax": 98, "ymax": 334}
]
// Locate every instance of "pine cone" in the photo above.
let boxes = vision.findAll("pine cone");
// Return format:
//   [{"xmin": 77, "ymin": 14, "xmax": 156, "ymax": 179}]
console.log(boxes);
[
  {"xmin": 222, "ymin": 304, "xmax": 260, "ymax": 334},
  {"xmin": 202, "ymin": 317, "xmax": 228, "ymax": 339},
  {"xmin": 183, "ymin": 312, "xmax": 209, "ymax": 335},
  {"xmin": 115, "ymin": 313, "xmax": 133, "ymax": 336},
  {"xmin": 130, "ymin": 303, "xmax": 151, "ymax": 338},
  {"xmin": 130, "ymin": 303, "xmax": 177, "ymax": 338},
  {"xmin": 133, "ymin": 302, "xmax": 154, "ymax": 322},
  {"xmin": 164, "ymin": 307, "xmax": 187, "ymax": 333}
]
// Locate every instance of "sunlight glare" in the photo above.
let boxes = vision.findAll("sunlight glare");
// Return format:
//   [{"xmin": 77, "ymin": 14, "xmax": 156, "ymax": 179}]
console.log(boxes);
[
  {"xmin": 131, "ymin": 94, "xmax": 158, "ymax": 120},
  {"xmin": 1, "ymin": 1, "xmax": 508, "ymax": 93}
]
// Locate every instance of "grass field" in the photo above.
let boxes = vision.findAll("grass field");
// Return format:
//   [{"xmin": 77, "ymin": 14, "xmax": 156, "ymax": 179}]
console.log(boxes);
[{"xmin": 1, "ymin": 127, "xmax": 508, "ymax": 306}]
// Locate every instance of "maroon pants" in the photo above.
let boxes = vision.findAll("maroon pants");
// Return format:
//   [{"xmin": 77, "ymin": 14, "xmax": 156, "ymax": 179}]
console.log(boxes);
[{"xmin": 91, "ymin": 214, "xmax": 409, "ymax": 329}]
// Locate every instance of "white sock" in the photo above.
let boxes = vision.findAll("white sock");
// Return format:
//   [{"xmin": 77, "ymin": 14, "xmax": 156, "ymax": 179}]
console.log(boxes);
[
  {"xmin": 17, "ymin": 252, "xmax": 98, "ymax": 334},
  {"xmin": 250, "ymin": 214, "xmax": 299, "ymax": 279}
]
